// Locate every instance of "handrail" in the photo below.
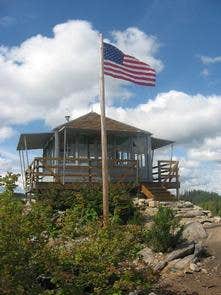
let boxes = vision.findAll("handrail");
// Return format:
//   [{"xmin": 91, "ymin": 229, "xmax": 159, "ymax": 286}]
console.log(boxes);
[
  {"xmin": 152, "ymin": 160, "xmax": 180, "ymax": 199},
  {"xmin": 25, "ymin": 157, "xmax": 138, "ymax": 191}
]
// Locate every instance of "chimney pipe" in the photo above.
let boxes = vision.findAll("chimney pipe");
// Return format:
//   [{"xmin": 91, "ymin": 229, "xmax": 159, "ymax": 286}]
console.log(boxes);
[{"xmin": 65, "ymin": 115, "xmax": 70, "ymax": 122}]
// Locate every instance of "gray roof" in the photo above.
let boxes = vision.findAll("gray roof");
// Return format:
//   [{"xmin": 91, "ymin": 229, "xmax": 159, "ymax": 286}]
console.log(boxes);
[
  {"xmin": 17, "ymin": 132, "xmax": 54, "ymax": 150},
  {"xmin": 151, "ymin": 137, "xmax": 173, "ymax": 150},
  {"xmin": 54, "ymin": 112, "xmax": 151, "ymax": 135}
]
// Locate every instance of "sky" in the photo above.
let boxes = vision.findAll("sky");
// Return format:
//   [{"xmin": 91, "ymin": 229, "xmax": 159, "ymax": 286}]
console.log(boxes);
[{"xmin": 0, "ymin": 0, "xmax": 221, "ymax": 193}]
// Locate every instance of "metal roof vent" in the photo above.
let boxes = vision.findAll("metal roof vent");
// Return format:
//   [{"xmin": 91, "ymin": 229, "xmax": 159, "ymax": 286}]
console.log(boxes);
[{"xmin": 65, "ymin": 115, "xmax": 70, "ymax": 122}]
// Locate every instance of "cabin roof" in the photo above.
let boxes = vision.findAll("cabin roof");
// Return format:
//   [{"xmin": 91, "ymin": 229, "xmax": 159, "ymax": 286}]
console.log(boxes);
[
  {"xmin": 151, "ymin": 137, "xmax": 173, "ymax": 150},
  {"xmin": 54, "ymin": 112, "xmax": 151, "ymax": 135},
  {"xmin": 17, "ymin": 132, "xmax": 53, "ymax": 150}
]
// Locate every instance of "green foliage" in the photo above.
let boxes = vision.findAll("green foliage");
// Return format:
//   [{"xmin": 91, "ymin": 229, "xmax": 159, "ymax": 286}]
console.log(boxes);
[
  {"xmin": 0, "ymin": 194, "xmax": 52, "ymax": 294},
  {"xmin": 146, "ymin": 206, "xmax": 183, "ymax": 253},
  {"xmin": 36, "ymin": 183, "xmax": 142, "ymax": 225},
  {"xmin": 0, "ymin": 177, "xmax": 157, "ymax": 294},
  {"xmin": 182, "ymin": 190, "xmax": 221, "ymax": 216},
  {"xmin": 46, "ymin": 224, "xmax": 156, "ymax": 294},
  {"xmin": 0, "ymin": 172, "xmax": 20, "ymax": 195}
]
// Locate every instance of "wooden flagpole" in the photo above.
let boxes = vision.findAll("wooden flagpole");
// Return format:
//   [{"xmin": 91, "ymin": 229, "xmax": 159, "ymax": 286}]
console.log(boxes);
[{"xmin": 99, "ymin": 33, "xmax": 109, "ymax": 226}]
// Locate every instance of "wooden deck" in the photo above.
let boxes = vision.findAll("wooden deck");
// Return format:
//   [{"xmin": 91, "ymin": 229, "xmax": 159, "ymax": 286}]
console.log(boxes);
[
  {"xmin": 25, "ymin": 157, "xmax": 180, "ymax": 199},
  {"xmin": 25, "ymin": 157, "xmax": 138, "ymax": 192}
]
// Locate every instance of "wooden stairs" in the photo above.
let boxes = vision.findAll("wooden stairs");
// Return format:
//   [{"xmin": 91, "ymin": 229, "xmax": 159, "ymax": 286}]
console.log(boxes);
[{"xmin": 140, "ymin": 182, "xmax": 176, "ymax": 201}]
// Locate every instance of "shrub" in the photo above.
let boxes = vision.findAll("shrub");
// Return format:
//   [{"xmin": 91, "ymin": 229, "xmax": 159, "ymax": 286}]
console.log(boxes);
[
  {"xmin": 146, "ymin": 206, "xmax": 183, "ymax": 253},
  {"xmin": 36, "ymin": 183, "xmax": 142, "ymax": 225},
  {"xmin": 45, "ymin": 224, "xmax": 157, "ymax": 294}
]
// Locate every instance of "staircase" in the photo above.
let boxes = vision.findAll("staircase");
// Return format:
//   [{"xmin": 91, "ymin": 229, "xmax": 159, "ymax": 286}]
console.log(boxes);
[{"xmin": 140, "ymin": 182, "xmax": 175, "ymax": 201}]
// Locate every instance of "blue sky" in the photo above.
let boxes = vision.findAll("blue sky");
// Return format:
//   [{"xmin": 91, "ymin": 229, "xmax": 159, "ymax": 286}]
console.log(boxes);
[{"xmin": 0, "ymin": 0, "xmax": 221, "ymax": 192}]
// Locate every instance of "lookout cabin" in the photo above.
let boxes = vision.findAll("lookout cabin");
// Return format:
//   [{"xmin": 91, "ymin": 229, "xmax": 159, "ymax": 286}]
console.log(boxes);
[{"xmin": 17, "ymin": 112, "xmax": 180, "ymax": 200}]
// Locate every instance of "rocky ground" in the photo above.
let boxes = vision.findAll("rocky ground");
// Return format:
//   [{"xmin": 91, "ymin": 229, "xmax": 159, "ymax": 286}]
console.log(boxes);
[{"xmin": 132, "ymin": 198, "xmax": 221, "ymax": 295}]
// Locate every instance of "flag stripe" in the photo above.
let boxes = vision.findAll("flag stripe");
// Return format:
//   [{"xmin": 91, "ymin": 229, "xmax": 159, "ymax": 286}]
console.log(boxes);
[
  {"xmin": 103, "ymin": 42, "xmax": 156, "ymax": 86},
  {"xmin": 104, "ymin": 61, "xmax": 156, "ymax": 76},
  {"xmin": 104, "ymin": 66, "xmax": 156, "ymax": 82},
  {"xmin": 104, "ymin": 71, "xmax": 155, "ymax": 86}
]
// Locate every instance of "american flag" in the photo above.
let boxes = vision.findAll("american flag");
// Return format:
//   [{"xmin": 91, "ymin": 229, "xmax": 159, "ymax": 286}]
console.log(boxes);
[{"xmin": 103, "ymin": 42, "xmax": 156, "ymax": 86}]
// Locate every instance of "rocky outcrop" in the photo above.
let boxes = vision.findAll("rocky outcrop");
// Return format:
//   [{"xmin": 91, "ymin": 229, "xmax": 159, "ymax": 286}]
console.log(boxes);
[{"xmin": 182, "ymin": 221, "xmax": 208, "ymax": 242}]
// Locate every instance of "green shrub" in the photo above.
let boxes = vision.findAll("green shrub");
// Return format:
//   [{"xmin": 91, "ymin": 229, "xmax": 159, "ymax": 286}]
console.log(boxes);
[
  {"xmin": 146, "ymin": 206, "xmax": 183, "ymax": 253},
  {"xmin": 46, "ymin": 224, "xmax": 157, "ymax": 294},
  {"xmin": 36, "ymin": 183, "xmax": 142, "ymax": 225}
]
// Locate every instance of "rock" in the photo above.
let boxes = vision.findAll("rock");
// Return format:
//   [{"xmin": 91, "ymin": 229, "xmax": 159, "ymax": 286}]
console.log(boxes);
[
  {"xmin": 165, "ymin": 243, "xmax": 195, "ymax": 262},
  {"xmin": 177, "ymin": 210, "xmax": 204, "ymax": 218},
  {"xmin": 194, "ymin": 242, "xmax": 204, "ymax": 257},
  {"xmin": 171, "ymin": 254, "xmax": 196, "ymax": 270},
  {"xmin": 148, "ymin": 200, "xmax": 159, "ymax": 208},
  {"xmin": 153, "ymin": 260, "xmax": 167, "ymax": 272},
  {"xmin": 138, "ymin": 247, "xmax": 155, "ymax": 265},
  {"xmin": 201, "ymin": 268, "xmax": 208, "ymax": 274},
  {"xmin": 189, "ymin": 262, "xmax": 200, "ymax": 272},
  {"xmin": 148, "ymin": 293, "xmax": 157, "ymax": 295},
  {"xmin": 213, "ymin": 216, "xmax": 221, "ymax": 224},
  {"xmin": 177, "ymin": 201, "xmax": 194, "ymax": 208},
  {"xmin": 182, "ymin": 221, "xmax": 208, "ymax": 242}
]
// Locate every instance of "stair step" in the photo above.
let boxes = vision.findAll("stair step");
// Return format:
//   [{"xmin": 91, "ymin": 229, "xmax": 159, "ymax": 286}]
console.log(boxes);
[{"xmin": 140, "ymin": 182, "xmax": 175, "ymax": 201}]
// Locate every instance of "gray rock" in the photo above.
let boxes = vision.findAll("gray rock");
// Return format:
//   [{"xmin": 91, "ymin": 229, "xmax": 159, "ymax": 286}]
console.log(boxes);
[
  {"xmin": 138, "ymin": 247, "xmax": 155, "ymax": 265},
  {"xmin": 194, "ymin": 242, "xmax": 204, "ymax": 257},
  {"xmin": 153, "ymin": 260, "xmax": 167, "ymax": 272},
  {"xmin": 177, "ymin": 210, "xmax": 204, "ymax": 218},
  {"xmin": 189, "ymin": 262, "xmax": 200, "ymax": 272},
  {"xmin": 165, "ymin": 243, "xmax": 195, "ymax": 262},
  {"xmin": 177, "ymin": 201, "xmax": 194, "ymax": 208},
  {"xmin": 182, "ymin": 221, "xmax": 208, "ymax": 242},
  {"xmin": 171, "ymin": 254, "xmax": 196, "ymax": 270}
]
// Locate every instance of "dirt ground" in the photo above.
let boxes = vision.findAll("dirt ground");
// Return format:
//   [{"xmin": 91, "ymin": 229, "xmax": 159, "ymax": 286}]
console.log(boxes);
[{"xmin": 153, "ymin": 225, "xmax": 221, "ymax": 295}]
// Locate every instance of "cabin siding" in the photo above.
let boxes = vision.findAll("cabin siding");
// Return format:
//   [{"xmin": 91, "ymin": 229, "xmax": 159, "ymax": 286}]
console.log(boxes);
[{"xmin": 43, "ymin": 129, "xmax": 152, "ymax": 182}]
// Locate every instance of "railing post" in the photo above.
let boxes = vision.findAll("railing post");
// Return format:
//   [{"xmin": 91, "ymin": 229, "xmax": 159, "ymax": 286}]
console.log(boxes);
[
  {"xmin": 89, "ymin": 159, "xmax": 92, "ymax": 183},
  {"xmin": 158, "ymin": 161, "xmax": 161, "ymax": 183}
]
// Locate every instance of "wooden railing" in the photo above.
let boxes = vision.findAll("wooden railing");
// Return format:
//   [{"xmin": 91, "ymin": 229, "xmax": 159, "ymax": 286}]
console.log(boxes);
[
  {"xmin": 25, "ymin": 157, "xmax": 138, "ymax": 191},
  {"xmin": 152, "ymin": 160, "xmax": 180, "ymax": 198}
]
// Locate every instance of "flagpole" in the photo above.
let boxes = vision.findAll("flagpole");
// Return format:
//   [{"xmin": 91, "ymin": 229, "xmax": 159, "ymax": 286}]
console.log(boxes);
[{"xmin": 99, "ymin": 33, "xmax": 109, "ymax": 226}]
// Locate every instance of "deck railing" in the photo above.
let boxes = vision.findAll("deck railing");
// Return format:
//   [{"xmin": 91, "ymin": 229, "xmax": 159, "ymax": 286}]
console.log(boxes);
[
  {"xmin": 152, "ymin": 160, "xmax": 180, "ymax": 198},
  {"xmin": 25, "ymin": 157, "xmax": 138, "ymax": 191}
]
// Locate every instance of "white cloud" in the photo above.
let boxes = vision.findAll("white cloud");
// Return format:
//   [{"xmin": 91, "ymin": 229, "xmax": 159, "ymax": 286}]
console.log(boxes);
[
  {"xmin": 0, "ymin": 126, "xmax": 14, "ymax": 142},
  {"xmin": 201, "ymin": 68, "xmax": 209, "ymax": 77},
  {"xmin": 200, "ymin": 55, "xmax": 221, "ymax": 65},
  {"xmin": 104, "ymin": 90, "xmax": 221, "ymax": 144},
  {"xmin": 0, "ymin": 20, "xmax": 162, "ymax": 127},
  {"xmin": 188, "ymin": 136, "xmax": 221, "ymax": 161},
  {"xmin": 110, "ymin": 27, "xmax": 163, "ymax": 72}
]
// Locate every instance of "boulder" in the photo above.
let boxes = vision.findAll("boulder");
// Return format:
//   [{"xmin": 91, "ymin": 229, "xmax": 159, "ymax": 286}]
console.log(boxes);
[
  {"xmin": 165, "ymin": 243, "xmax": 195, "ymax": 262},
  {"xmin": 138, "ymin": 247, "xmax": 155, "ymax": 265},
  {"xmin": 182, "ymin": 221, "xmax": 207, "ymax": 242},
  {"xmin": 213, "ymin": 216, "xmax": 221, "ymax": 224},
  {"xmin": 177, "ymin": 210, "xmax": 204, "ymax": 218},
  {"xmin": 177, "ymin": 201, "xmax": 194, "ymax": 208},
  {"xmin": 153, "ymin": 260, "xmax": 167, "ymax": 272},
  {"xmin": 167, "ymin": 254, "xmax": 196, "ymax": 271},
  {"xmin": 189, "ymin": 262, "xmax": 200, "ymax": 272}
]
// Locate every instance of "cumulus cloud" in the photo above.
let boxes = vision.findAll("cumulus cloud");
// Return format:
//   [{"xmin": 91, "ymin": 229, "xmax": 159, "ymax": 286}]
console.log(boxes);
[
  {"xmin": 0, "ymin": 20, "xmax": 162, "ymax": 127},
  {"xmin": 105, "ymin": 90, "xmax": 221, "ymax": 144}
]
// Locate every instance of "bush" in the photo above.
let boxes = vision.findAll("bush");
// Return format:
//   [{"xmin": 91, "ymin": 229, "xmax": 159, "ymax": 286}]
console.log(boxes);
[
  {"xmin": 45, "ymin": 223, "xmax": 157, "ymax": 294},
  {"xmin": 36, "ymin": 183, "xmax": 142, "ymax": 225},
  {"xmin": 146, "ymin": 206, "xmax": 183, "ymax": 253}
]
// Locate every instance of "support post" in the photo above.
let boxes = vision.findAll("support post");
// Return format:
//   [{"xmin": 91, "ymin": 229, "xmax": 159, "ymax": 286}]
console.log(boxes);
[
  {"xmin": 62, "ymin": 127, "xmax": 67, "ymax": 185},
  {"xmin": 99, "ymin": 33, "xmax": 109, "ymax": 226}
]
